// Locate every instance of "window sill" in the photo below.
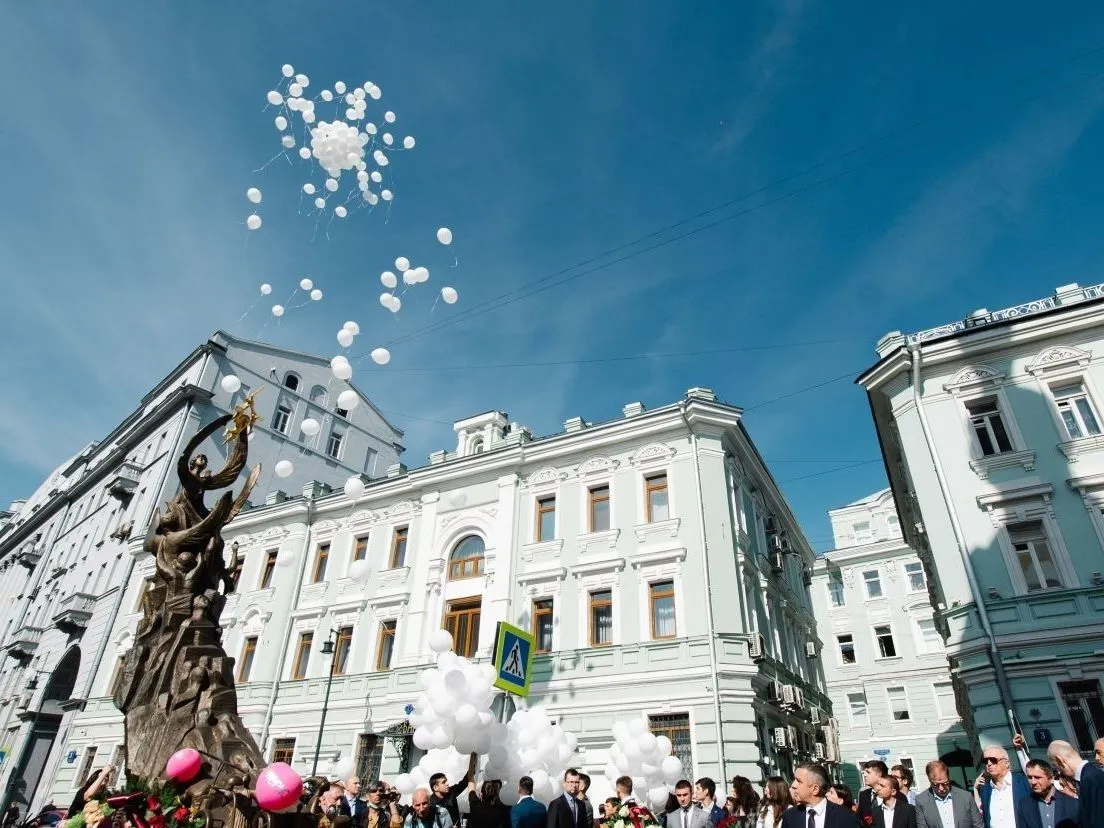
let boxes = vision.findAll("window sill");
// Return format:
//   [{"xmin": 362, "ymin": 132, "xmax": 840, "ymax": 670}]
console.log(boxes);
[
  {"xmin": 521, "ymin": 538, "xmax": 564, "ymax": 563},
  {"xmin": 1058, "ymin": 434, "xmax": 1104, "ymax": 462},
  {"xmin": 874, "ymin": 656, "xmax": 903, "ymax": 663},
  {"xmin": 632, "ymin": 518, "xmax": 681, "ymax": 545},
  {"xmin": 299, "ymin": 581, "xmax": 329, "ymax": 604},
  {"xmin": 377, "ymin": 566, "xmax": 411, "ymax": 591},
  {"xmin": 968, "ymin": 449, "xmax": 1035, "ymax": 479},
  {"xmin": 577, "ymin": 528, "xmax": 621, "ymax": 555}
]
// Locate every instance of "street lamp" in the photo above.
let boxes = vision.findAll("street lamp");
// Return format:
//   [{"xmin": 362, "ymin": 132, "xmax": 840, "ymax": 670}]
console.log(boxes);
[{"xmin": 310, "ymin": 629, "xmax": 340, "ymax": 777}]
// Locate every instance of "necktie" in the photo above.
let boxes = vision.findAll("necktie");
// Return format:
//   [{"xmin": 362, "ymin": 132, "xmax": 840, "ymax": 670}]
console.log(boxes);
[
  {"xmin": 683, "ymin": 809, "xmax": 691, "ymax": 828},
  {"xmin": 807, "ymin": 809, "xmax": 815, "ymax": 828}
]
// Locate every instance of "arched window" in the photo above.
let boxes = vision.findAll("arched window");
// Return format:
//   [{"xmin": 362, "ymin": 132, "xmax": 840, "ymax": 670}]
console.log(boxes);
[
  {"xmin": 283, "ymin": 373, "xmax": 300, "ymax": 392},
  {"xmin": 470, "ymin": 437, "xmax": 485, "ymax": 455},
  {"xmin": 310, "ymin": 385, "xmax": 328, "ymax": 406},
  {"xmin": 448, "ymin": 535, "xmax": 485, "ymax": 580}
]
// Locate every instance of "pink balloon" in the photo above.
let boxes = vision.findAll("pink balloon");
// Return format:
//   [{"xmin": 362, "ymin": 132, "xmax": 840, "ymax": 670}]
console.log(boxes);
[
  {"xmin": 256, "ymin": 762, "xmax": 303, "ymax": 812},
  {"xmin": 165, "ymin": 748, "xmax": 202, "ymax": 783}
]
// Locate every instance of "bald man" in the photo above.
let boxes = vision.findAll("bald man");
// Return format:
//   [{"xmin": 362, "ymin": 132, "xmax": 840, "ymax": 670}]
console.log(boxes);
[
  {"xmin": 403, "ymin": 789, "xmax": 452, "ymax": 828},
  {"xmin": 1048, "ymin": 739, "xmax": 1104, "ymax": 828}
]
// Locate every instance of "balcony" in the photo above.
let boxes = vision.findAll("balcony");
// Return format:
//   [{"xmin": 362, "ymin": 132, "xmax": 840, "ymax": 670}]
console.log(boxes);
[
  {"xmin": 17, "ymin": 546, "xmax": 42, "ymax": 570},
  {"xmin": 52, "ymin": 592, "xmax": 96, "ymax": 633},
  {"xmin": 4, "ymin": 625, "xmax": 44, "ymax": 661},
  {"xmin": 105, "ymin": 460, "xmax": 143, "ymax": 500}
]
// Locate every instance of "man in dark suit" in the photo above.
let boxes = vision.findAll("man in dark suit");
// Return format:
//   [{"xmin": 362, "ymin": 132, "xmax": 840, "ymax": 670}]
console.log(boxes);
[
  {"xmin": 1049, "ymin": 738, "xmax": 1104, "ymax": 828},
  {"xmin": 1014, "ymin": 761, "xmax": 1078, "ymax": 828},
  {"xmin": 339, "ymin": 775, "xmax": 369, "ymax": 828},
  {"xmin": 513, "ymin": 777, "xmax": 548, "ymax": 828},
  {"xmin": 784, "ymin": 762, "xmax": 860, "ymax": 828},
  {"xmin": 548, "ymin": 768, "xmax": 588, "ymax": 828},
  {"xmin": 914, "ymin": 760, "xmax": 982, "ymax": 828},
  {"xmin": 858, "ymin": 761, "xmax": 889, "ymax": 820},
  {"xmin": 978, "ymin": 745, "xmax": 1031, "ymax": 828},
  {"xmin": 869, "ymin": 776, "xmax": 917, "ymax": 828}
]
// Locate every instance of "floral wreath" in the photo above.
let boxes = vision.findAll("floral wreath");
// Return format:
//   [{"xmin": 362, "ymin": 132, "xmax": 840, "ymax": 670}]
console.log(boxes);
[
  {"xmin": 65, "ymin": 781, "xmax": 205, "ymax": 828},
  {"xmin": 603, "ymin": 803, "xmax": 662, "ymax": 828}
]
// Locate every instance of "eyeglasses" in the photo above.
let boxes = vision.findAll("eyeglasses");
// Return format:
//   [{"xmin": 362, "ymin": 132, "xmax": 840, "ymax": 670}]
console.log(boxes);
[{"xmin": 983, "ymin": 757, "xmax": 1004, "ymax": 764}]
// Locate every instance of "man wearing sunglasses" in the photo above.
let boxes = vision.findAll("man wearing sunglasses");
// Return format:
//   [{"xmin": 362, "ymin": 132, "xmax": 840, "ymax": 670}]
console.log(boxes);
[{"xmin": 977, "ymin": 747, "xmax": 1030, "ymax": 828}]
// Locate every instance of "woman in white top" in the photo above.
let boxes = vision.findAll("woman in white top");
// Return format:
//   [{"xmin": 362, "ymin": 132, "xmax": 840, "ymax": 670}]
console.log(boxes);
[{"xmin": 755, "ymin": 777, "xmax": 791, "ymax": 828}]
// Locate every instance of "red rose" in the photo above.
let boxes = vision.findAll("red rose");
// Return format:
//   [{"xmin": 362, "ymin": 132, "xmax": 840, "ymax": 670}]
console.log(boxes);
[
  {"xmin": 147, "ymin": 797, "xmax": 162, "ymax": 813},
  {"xmin": 862, "ymin": 817, "xmax": 873, "ymax": 826},
  {"xmin": 173, "ymin": 807, "xmax": 190, "ymax": 822}
]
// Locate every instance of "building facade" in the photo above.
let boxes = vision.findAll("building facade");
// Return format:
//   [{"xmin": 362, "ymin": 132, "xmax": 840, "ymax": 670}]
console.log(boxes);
[
  {"xmin": 40, "ymin": 389, "xmax": 837, "ymax": 807},
  {"xmin": 858, "ymin": 282, "xmax": 1104, "ymax": 759},
  {"xmin": 810, "ymin": 489, "xmax": 967, "ymax": 788},
  {"xmin": 0, "ymin": 330, "xmax": 402, "ymax": 815}
]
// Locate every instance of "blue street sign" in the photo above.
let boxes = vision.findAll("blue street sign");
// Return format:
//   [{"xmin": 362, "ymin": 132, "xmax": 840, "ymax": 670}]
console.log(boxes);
[
  {"xmin": 66, "ymin": 750, "xmax": 78, "ymax": 764},
  {"xmin": 404, "ymin": 704, "xmax": 414, "ymax": 715},
  {"xmin": 872, "ymin": 748, "xmax": 892, "ymax": 757},
  {"xmin": 492, "ymin": 622, "xmax": 534, "ymax": 697}
]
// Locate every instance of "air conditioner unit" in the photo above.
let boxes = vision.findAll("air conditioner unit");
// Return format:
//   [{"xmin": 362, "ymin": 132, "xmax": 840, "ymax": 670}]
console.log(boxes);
[
  {"xmin": 765, "ymin": 515, "xmax": 778, "ymax": 533},
  {"xmin": 769, "ymin": 533, "xmax": 785, "ymax": 552},
  {"xmin": 809, "ymin": 705, "xmax": 822, "ymax": 725},
  {"xmin": 748, "ymin": 633, "xmax": 766, "ymax": 663},
  {"xmin": 805, "ymin": 641, "xmax": 817, "ymax": 658},
  {"xmin": 767, "ymin": 680, "xmax": 783, "ymax": 701},
  {"xmin": 787, "ymin": 726, "xmax": 799, "ymax": 748},
  {"xmin": 781, "ymin": 684, "xmax": 797, "ymax": 707},
  {"xmin": 773, "ymin": 727, "xmax": 788, "ymax": 748},
  {"xmin": 771, "ymin": 552, "xmax": 785, "ymax": 573},
  {"xmin": 814, "ymin": 743, "xmax": 826, "ymax": 760}
]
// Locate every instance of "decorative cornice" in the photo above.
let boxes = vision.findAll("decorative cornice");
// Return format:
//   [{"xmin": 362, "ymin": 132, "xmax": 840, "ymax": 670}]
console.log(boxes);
[
  {"xmin": 968, "ymin": 449, "xmax": 1035, "ymax": 479},
  {"xmin": 576, "ymin": 455, "xmax": 619, "ymax": 479},
  {"xmin": 1026, "ymin": 345, "xmax": 1092, "ymax": 376},
  {"xmin": 944, "ymin": 364, "xmax": 1005, "ymax": 394},
  {"xmin": 632, "ymin": 518, "xmax": 681, "ymax": 545},
  {"xmin": 1058, "ymin": 434, "xmax": 1104, "ymax": 462},
  {"xmin": 628, "ymin": 443, "xmax": 676, "ymax": 469},
  {"xmin": 522, "ymin": 467, "xmax": 567, "ymax": 490}
]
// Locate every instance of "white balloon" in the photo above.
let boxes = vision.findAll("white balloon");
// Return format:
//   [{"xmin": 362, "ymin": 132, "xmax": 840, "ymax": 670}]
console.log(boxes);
[
  {"xmin": 440, "ymin": 286, "xmax": 459, "ymax": 304},
  {"xmin": 370, "ymin": 347, "xmax": 391, "ymax": 366},
  {"xmin": 337, "ymin": 389, "xmax": 360, "ymax": 411},
  {"xmin": 300, "ymin": 277, "xmax": 314, "ymax": 291},
  {"xmin": 274, "ymin": 460, "xmax": 293, "ymax": 477},
  {"xmin": 260, "ymin": 283, "xmax": 272, "ymax": 295},
  {"xmin": 365, "ymin": 122, "xmax": 378, "ymax": 135},
  {"xmin": 247, "ymin": 187, "xmax": 263, "ymax": 204},
  {"xmin": 370, "ymin": 171, "xmax": 383, "ymax": 183},
  {"xmin": 271, "ymin": 304, "xmax": 284, "ymax": 317},
  {"xmin": 436, "ymin": 227, "xmax": 453, "ymax": 245},
  {"xmin": 660, "ymin": 755, "xmax": 683, "ymax": 782},
  {"xmin": 383, "ymin": 133, "xmax": 393, "ymax": 146},
  {"xmin": 403, "ymin": 269, "xmax": 418, "ymax": 286},
  {"xmin": 373, "ymin": 150, "xmax": 389, "ymax": 166},
  {"xmin": 369, "ymin": 86, "xmax": 381, "ymax": 100},
  {"xmin": 301, "ymin": 110, "xmax": 315, "ymax": 124},
  {"xmin": 311, "ymin": 288, "xmax": 323, "ymax": 300},
  {"xmin": 647, "ymin": 787, "xmax": 669, "ymax": 810},
  {"xmin": 295, "ymin": 73, "xmax": 309, "ymax": 88},
  {"xmin": 384, "ymin": 111, "xmax": 396, "ymax": 123},
  {"xmin": 266, "ymin": 90, "xmax": 283, "ymax": 106},
  {"xmin": 655, "ymin": 735, "xmax": 672, "ymax": 757},
  {"xmin": 344, "ymin": 476, "xmax": 366, "ymax": 500},
  {"xmin": 337, "ymin": 329, "xmax": 355, "ymax": 348},
  {"xmin": 275, "ymin": 549, "xmax": 297, "ymax": 569},
  {"xmin": 275, "ymin": 115, "xmax": 288, "ymax": 130},
  {"xmin": 380, "ymin": 271, "xmax": 398, "ymax": 289},
  {"xmin": 364, "ymin": 191, "xmax": 379, "ymax": 205},
  {"xmin": 429, "ymin": 629, "xmax": 454, "ymax": 653},
  {"xmin": 289, "ymin": 82, "xmax": 303, "ymax": 97},
  {"xmin": 303, "ymin": 183, "xmax": 316, "ymax": 195},
  {"xmin": 320, "ymin": 89, "xmax": 333, "ymax": 102},
  {"xmin": 332, "ymin": 361, "xmax": 353, "ymax": 381},
  {"xmin": 282, "ymin": 135, "xmax": 296, "ymax": 148},
  {"xmin": 388, "ymin": 295, "xmax": 401, "ymax": 312},
  {"xmin": 403, "ymin": 135, "xmax": 416, "ymax": 149},
  {"xmin": 394, "ymin": 774, "xmax": 415, "ymax": 795},
  {"xmin": 637, "ymin": 732, "xmax": 657, "ymax": 754},
  {"xmin": 334, "ymin": 205, "xmax": 347, "ymax": 218},
  {"xmin": 298, "ymin": 147, "xmax": 311, "ymax": 159},
  {"xmin": 381, "ymin": 189, "xmax": 393, "ymax": 201},
  {"xmin": 394, "ymin": 257, "xmax": 410, "ymax": 272},
  {"xmin": 300, "ymin": 417, "xmax": 320, "ymax": 436},
  {"xmin": 629, "ymin": 718, "xmax": 648, "ymax": 736},
  {"xmin": 343, "ymin": 321, "xmax": 360, "ymax": 335},
  {"xmin": 314, "ymin": 197, "xmax": 326, "ymax": 209},
  {"xmin": 246, "ymin": 214, "xmax": 262, "ymax": 230},
  {"xmin": 281, "ymin": 64, "xmax": 295, "ymax": 78},
  {"xmin": 220, "ymin": 375, "xmax": 242, "ymax": 394}
]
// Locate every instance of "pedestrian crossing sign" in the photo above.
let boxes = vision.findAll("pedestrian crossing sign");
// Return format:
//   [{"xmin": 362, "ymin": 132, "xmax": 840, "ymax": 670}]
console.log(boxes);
[{"xmin": 492, "ymin": 621, "xmax": 534, "ymax": 696}]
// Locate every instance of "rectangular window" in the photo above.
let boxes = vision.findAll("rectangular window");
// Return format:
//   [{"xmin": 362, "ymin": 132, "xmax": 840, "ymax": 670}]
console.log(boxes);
[
  {"xmin": 311, "ymin": 543, "xmax": 330, "ymax": 583},
  {"xmin": 237, "ymin": 636, "xmax": 258, "ymax": 683},
  {"xmin": 645, "ymin": 474, "xmax": 669, "ymax": 523},
  {"xmin": 650, "ymin": 581, "xmax": 676, "ymax": 639},
  {"xmin": 917, "ymin": 618, "xmax": 943, "ymax": 652},
  {"xmin": 109, "ymin": 656, "xmax": 126, "ymax": 697},
  {"xmin": 887, "ymin": 514, "xmax": 901, "ymax": 536},
  {"xmin": 271, "ymin": 737, "xmax": 296, "ymax": 765},
  {"xmin": 966, "ymin": 397, "xmax": 1013, "ymax": 456},
  {"xmin": 332, "ymin": 626, "xmax": 353, "ymax": 676},
  {"xmin": 533, "ymin": 599, "xmax": 553, "ymax": 653},
  {"xmin": 535, "ymin": 496, "xmax": 556, "ymax": 542},
  {"xmin": 327, "ymin": 430, "xmax": 345, "ymax": 460},
  {"xmin": 847, "ymin": 692, "xmax": 869, "ymax": 727},
  {"xmin": 853, "ymin": 521, "xmax": 871, "ymax": 543},
  {"xmin": 933, "ymin": 682, "xmax": 957, "ymax": 720},
  {"xmin": 837, "ymin": 634, "xmax": 856, "ymax": 664},
  {"xmin": 887, "ymin": 686, "xmax": 910, "ymax": 720},
  {"xmin": 353, "ymin": 535, "xmax": 369, "ymax": 562},
  {"xmin": 74, "ymin": 747, "xmax": 98, "ymax": 791},
  {"xmin": 389, "ymin": 526, "xmax": 408, "ymax": 568},
  {"xmin": 291, "ymin": 631, "xmax": 313, "ymax": 679},
  {"xmin": 134, "ymin": 577, "xmax": 154, "ymax": 613},
  {"xmin": 259, "ymin": 549, "xmax": 278, "ymax": 589},
  {"xmin": 355, "ymin": 734, "xmax": 383, "ymax": 784},
  {"xmin": 1057, "ymin": 679, "xmax": 1104, "ymax": 752},
  {"xmin": 444, "ymin": 599, "xmax": 481, "ymax": 658},
  {"xmin": 588, "ymin": 485, "xmax": 611, "ymax": 532},
  {"xmin": 272, "ymin": 405, "xmax": 292, "ymax": 435},
  {"xmin": 376, "ymin": 620, "xmax": 396, "ymax": 670},
  {"xmin": 1052, "ymin": 381, "xmax": 1101, "ymax": 440},
  {"xmin": 863, "ymin": 569, "xmax": 883, "ymax": 599},
  {"xmin": 335, "ymin": 407, "xmax": 349, "ymax": 419},
  {"xmin": 589, "ymin": 589, "xmax": 613, "ymax": 646},
  {"xmin": 827, "ymin": 576, "xmax": 846, "ymax": 608},
  {"xmin": 904, "ymin": 561, "xmax": 926, "ymax": 592},
  {"xmin": 648, "ymin": 713, "xmax": 691, "ymax": 771},
  {"xmin": 1008, "ymin": 521, "xmax": 1063, "ymax": 591},
  {"xmin": 874, "ymin": 625, "xmax": 897, "ymax": 659}
]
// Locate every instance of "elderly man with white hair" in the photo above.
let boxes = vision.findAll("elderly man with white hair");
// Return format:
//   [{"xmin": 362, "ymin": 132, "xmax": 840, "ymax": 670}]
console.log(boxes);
[
  {"xmin": 1047, "ymin": 739, "xmax": 1104, "ymax": 828},
  {"xmin": 977, "ymin": 745, "xmax": 1029, "ymax": 828}
]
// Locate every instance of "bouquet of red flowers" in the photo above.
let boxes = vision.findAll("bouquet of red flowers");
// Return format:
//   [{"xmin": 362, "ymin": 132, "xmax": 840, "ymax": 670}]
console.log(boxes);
[{"xmin": 604, "ymin": 803, "xmax": 662, "ymax": 828}]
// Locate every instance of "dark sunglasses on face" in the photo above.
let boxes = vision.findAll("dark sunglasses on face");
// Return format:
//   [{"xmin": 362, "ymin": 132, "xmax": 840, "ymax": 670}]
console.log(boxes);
[{"xmin": 983, "ymin": 757, "xmax": 1004, "ymax": 764}]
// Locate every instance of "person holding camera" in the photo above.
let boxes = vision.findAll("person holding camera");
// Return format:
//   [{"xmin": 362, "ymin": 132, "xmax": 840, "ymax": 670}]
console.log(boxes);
[
  {"xmin": 404, "ymin": 789, "xmax": 453, "ymax": 828},
  {"xmin": 366, "ymin": 781, "xmax": 405, "ymax": 828}
]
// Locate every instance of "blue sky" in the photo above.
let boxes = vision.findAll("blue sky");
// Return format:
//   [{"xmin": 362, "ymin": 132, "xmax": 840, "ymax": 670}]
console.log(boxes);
[{"xmin": 3, "ymin": 2, "xmax": 1104, "ymax": 551}]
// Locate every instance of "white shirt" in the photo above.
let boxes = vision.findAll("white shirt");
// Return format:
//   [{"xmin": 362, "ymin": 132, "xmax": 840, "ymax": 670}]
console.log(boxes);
[
  {"xmin": 1073, "ymin": 759, "xmax": 1088, "ymax": 782},
  {"xmin": 932, "ymin": 792, "xmax": 956, "ymax": 828},
  {"xmin": 806, "ymin": 798, "xmax": 828, "ymax": 828},
  {"xmin": 987, "ymin": 777, "xmax": 1015, "ymax": 828},
  {"xmin": 880, "ymin": 799, "xmax": 897, "ymax": 823},
  {"xmin": 755, "ymin": 805, "xmax": 777, "ymax": 828}
]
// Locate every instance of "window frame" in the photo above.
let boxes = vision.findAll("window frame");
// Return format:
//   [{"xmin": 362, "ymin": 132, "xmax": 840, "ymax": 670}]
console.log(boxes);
[
  {"xmin": 375, "ymin": 620, "xmax": 396, "ymax": 670},
  {"xmin": 237, "ymin": 635, "xmax": 258, "ymax": 683},
  {"xmin": 873, "ymin": 624, "xmax": 898, "ymax": 659},
  {"xmin": 443, "ymin": 598, "xmax": 481, "ymax": 658},
  {"xmin": 933, "ymin": 681, "xmax": 957, "ymax": 720},
  {"xmin": 389, "ymin": 526, "xmax": 408, "ymax": 569},
  {"xmin": 645, "ymin": 473, "xmax": 670, "ymax": 524},
  {"xmin": 272, "ymin": 405, "xmax": 292, "ymax": 435},
  {"xmin": 1051, "ymin": 379, "xmax": 1102, "ymax": 440},
  {"xmin": 649, "ymin": 580, "xmax": 676, "ymax": 640},
  {"xmin": 311, "ymin": 543, "xmax": 330, "ymax": 584},
  {"xmin": 588, "ymin": 484, "xmax": 611, "ymax": 533},
  {"xmin": 291, "ymin": 631, "xmax": 313, "ymax": 680},
  {"xmin": 852, "ymin": 521, "xmax": 872, "ymax": 544},
  {"xmin": 916, "ymin": 617, "xmax": 943, "ymax": 653},
  {"xmin": 862, "ymin": 569, "xmax": 883, "ymax": 599},
  {"xmin": 589, "ymin": 589, "xmax": 614, "ymax": 647},
  {"xmin": 886, "ymin": 685, "xmax": 911, "ymax": 721},
  {"xmin": 332, "ymin": 626, "xmax": 353, "ymax": 676},
  {"xmin": 326, "ymin": 429, "xmax": 345, "ymax": 460},
  {"xmin": 1007, "ymin": 520, "xmax": 1064, "ymax": 593},
  {"xmin": 447, "ymin": 535, "xmax": 486, "ymax": 581},
  {"xmin": 903, "ymin": 561, "xmax": 926, "ymax": 593},
  {"xmin": 837, "ymin": 633, "xmax": 856, "ymax": 665},
  {"xmin": 74, "ymin": 747, "xmax": 99, "ymax": 791},
  {"xmin": 847, "ymin": 691, "xmax": 869, "ymax": 728},
  {"xmin": 535, "ymin": 495, "xmax": 556, "ymax": 542},
  {"xmin": 271, "ymin": 737, "xmax": 296, "ymax": 765},
  {"xmin": 282, "ymin": 373, "xmax": 301, "ymax": 392},
  {"xmin": 964, "ymin": 395, "xmax": 1015, "ymax": 457},
  {"xmin": 532, "ymin": 599, "xmax": 554, "ymax": 653},
  {"xmin": 259, "ymin": 549, "xmax": 278, "ymax": 589},
  {"xmin": 352, "ymin": 534, "xmax": 369, "ymax": 562}
]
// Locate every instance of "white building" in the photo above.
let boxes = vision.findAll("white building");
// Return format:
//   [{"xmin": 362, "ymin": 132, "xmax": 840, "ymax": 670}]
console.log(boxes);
[
  {"xmin": 0, "ymin": 331, "xmax": 402, "ymax": 816},
  {"xmin": 43, "ymin": 389, "xmax": 837, "ymax": 807},
  {"xmin": 809, "ymin": 490, "xmax": 968, "ymax": 789}
]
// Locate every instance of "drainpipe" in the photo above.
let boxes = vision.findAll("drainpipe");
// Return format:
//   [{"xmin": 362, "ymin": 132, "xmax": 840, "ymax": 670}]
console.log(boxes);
[
  {"xmin": 680, "ymin": 403, "xmax": 727, "ymax": 779},
  {"xmin": 258, "ymin": 496, "xmax": 316, "ymax": 752},
  {"xmin": 725, "ymin": 463, "xmax": 753, "ymax": 636},
  {"xmin": 907, "ymin": 345, "xmax": 1022, "ymax": 756}
]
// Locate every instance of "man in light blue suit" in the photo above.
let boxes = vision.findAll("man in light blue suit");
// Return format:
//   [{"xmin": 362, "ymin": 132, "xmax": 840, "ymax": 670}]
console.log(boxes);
[{"xmin": 512, "ymin": 777, "xmax": 548, "ymax": 828}]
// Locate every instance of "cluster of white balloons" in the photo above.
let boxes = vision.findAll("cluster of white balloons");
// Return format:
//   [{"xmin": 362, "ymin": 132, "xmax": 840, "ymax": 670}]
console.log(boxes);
[
  {"xmin": 484, "ymin": 706, "xmax": 579, "ymax": 806},
  {"xmin": 393, "ymin": 749, "xmax": 471, "ymax": 799},
  {"xmin": 603, "ymin": 718, "xmax": 685, "ymax": 810},
  {"xmin": 246, "ymin": 187, "xmax": 263, "ymax": 230},
  {"xmin": 408, "ymin": 630, "xmax": 500, "ymax": 756}
]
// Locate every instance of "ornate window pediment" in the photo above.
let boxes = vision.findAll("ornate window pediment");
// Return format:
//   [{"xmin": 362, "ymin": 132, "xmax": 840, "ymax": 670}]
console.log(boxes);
[
  {"xmin": 1026, "ymin": 345, "xmax": 1092, "ymax": 377},
  {"xmin": 576, "ymin": 455, "xmax": 619, "ymax": 479},
  {"xmin": 944, "ymin": 364, "xmax": 1005, "ymax": 394},
  {"xmin": 523, "ymin": 467, "xmax": 565, "ymax": 489},
  {"xmin": 629, "ymin": 443, "xmax": 676, "ymax": 469}
]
